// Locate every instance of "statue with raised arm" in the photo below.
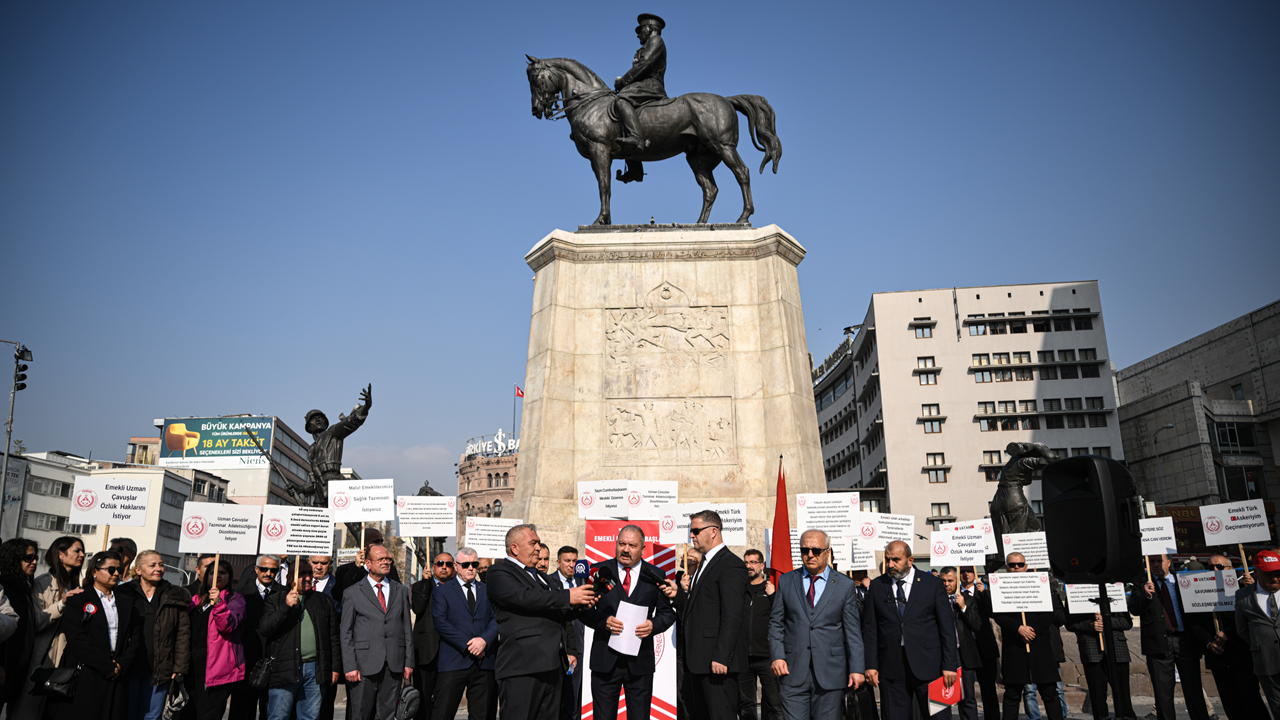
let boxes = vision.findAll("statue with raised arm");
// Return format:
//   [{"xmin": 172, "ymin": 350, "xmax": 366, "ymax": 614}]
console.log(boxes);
[
  {"xmin": 302, "ymin": 383, "xmax": 372, "ymax": 504},
  {"xmin": 987, "ymin": 442, "xmax": 1058, "ymax": 572}
]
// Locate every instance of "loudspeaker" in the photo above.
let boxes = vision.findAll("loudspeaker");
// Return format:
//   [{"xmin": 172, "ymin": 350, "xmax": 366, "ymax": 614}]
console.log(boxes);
[{"xmin": 1042, "ymin": 455, "xmax": 1143, "ymax": 584}]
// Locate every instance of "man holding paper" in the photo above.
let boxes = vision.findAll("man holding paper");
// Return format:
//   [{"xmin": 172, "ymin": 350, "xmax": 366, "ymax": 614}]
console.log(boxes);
[{"xmin": 581, "ymin": 525, "xmax": 676, "ymax": 720}]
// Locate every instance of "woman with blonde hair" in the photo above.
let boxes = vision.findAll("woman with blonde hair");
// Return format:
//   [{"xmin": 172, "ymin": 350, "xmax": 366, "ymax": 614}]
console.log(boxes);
[{"xmin": 121, "ymin": 550, "xmax": 191, "ymax": 720}]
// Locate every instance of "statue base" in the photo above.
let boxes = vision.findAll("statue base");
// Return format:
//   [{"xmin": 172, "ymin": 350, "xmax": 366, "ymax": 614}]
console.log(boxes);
[{"xmin": 507, "ymin": 224, "xmax": 826, "ymax": 555}]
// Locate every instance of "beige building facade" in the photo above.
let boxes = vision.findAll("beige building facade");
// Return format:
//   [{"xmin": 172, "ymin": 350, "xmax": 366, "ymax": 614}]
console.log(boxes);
[{"xmin": 813, "ymin": 281, "xmax": 1124, "ymax": 558}]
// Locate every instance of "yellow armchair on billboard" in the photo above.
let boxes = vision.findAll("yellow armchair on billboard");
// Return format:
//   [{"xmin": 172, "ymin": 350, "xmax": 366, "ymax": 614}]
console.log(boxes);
[{"xmin": 165, "ymin": 423, "xmax": 200, "ymax": 458}]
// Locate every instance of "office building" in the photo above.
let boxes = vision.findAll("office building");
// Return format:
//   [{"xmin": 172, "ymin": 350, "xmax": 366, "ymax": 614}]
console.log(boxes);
[
  {"xmin": 457, "ymin": 428, "xmax": 518, "ymax": 541},
  {"xmin": 812, "ymin": 281, "xmax": 1124, "ymax": 557}
]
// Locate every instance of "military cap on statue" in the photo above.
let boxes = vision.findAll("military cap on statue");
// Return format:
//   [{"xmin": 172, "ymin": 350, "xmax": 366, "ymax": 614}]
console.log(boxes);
[{"xmin": 636, "ymin": 13, "xmax": 665, "ymax": 32}]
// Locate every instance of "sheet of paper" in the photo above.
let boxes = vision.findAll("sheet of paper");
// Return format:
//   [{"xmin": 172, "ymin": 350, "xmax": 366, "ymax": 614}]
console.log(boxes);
[{"xmin": 607, "ymin": 599, "xmax": 648, "ymax": 657}]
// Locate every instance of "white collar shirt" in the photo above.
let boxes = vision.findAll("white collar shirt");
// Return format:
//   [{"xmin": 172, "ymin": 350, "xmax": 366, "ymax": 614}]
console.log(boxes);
[
  {"xmin": 314, "ymin": 575, "xmax": 330, "ymax": 593},
  {"xmin": 96, "ymin": 588, "xmax": 119, "ymax": 652},
  {"xmin": 559, "ymin": 572, "xmax": 575, "ymax": 590},
  {"xmin": 618, "ymin": 561, "xmax": 641, "ymax": 597},
  {"xmin": 1256, "ymin": 586, "xmax": 1280, "ymax": 618},
  {"xmin": 366, "ymin": 575, "xmax": 390, "ymax": 599},
  {"xmin": 256, "ymin": 579, "xmax": 270, "ymax": 599}
]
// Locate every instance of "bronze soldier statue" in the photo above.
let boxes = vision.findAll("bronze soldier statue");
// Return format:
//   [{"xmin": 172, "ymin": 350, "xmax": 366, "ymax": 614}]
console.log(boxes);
[
  {"xmin": 302, "ymin": 383, "xmax": 371, "ymax": 504},
  {"xmin": 613, "ymin": 13, "xmax": 667, "ymax": 183}
]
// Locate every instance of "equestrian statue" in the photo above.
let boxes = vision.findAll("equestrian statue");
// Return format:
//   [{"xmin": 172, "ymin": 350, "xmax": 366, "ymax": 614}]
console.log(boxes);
[{"xmin": 526, "ymin": 13, "xmax": 782, "ymax": 226}]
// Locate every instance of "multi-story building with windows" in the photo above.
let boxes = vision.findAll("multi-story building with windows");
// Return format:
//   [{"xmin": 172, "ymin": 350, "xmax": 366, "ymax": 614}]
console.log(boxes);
[
  {"xmin": 1117, "ymin": 299, "xmax": 1279, "ymax": 507},
  {"xmin": 812, "ymin": 281, "xmax": 1124, "ymax": 557},
  {"xmin": 456, "ymin": 429, "xmax": 518, "ymax": 541}
]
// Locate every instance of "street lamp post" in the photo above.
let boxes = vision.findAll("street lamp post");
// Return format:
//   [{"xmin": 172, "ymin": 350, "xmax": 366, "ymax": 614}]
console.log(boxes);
[{"xmin": 1152, "ymin": 423, "xmax": 1175, "ymax": 516}]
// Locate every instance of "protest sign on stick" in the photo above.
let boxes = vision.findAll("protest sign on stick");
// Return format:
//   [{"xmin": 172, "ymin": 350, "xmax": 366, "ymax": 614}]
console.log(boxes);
[
  {"xmin": 463, "ymin": 517, "xmax": 522, "ymax": 558},
  {"xmin": 260, "ymin": 507, "xmax": 335, "ymax": 556},
  {"xmin": 1000, "ymin": 532, "xmax": 1050, "ymax": 569},
  {"xmin": 1177, "ymin": 570, "xmax": 1239, "ymax": 613},
  {"xmin": 396, "ymin": 496, "xmax": 458, "ymax": 537}
]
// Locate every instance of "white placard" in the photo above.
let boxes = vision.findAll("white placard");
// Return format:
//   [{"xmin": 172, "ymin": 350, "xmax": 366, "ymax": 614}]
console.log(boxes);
[
  {"xmin": 770, "ymin": 529, "xmax": 854, "ymax": 567},
  {"xmin": 463, "ymin": 516, "xmax": 522, "ymax": 558},
  {"xmin": 1064, "ymin": 583, "xmax": 1125, "ymax": 615},
  {"xmin": 1199, "ymin": 499, "xmax": 1272, "ymax": 546},
  {"xmin": 704, "ymin": 502, "xmax": 747, "ymax": 545},
  {"xmin": 1001, "ymin": 532, "xmax": 1050, "ymax": 569},
  {"xmin": 626, "ymin": 481, "xmax": 679, "ymax": 517},
  {"xmin": 577, "ymin": 480, "xmax": 629, "ymax": 518},
  {"xmin": 640, "ymin": 505, "xmax": 686, "ymax": 544},
  {"xmin": 1140, "ymin": 518, "xmax": 1178, "ymax": 556},
  {"xmin": 930, "ymin": 529, "xmax": 986, "ymax": 567},
  {"xmin": 179, "ymin": 501, "xmax": 262, "ymax": 555},
  {"xmin": 849, "ymin": 535, "xmax": 878, "ymax": 571},
  {"xmin": 260, "ymin": 506, "xmax": 335, "ymax": 557},
  {"xmin": 1177, "ymin": 570, "xmax": 1240, "ymax": 613},
  {"xmin": 988, "ymin": 572, "xmax": 1053, "ymax": 613},
  {"xmin": 941, "ymin": 518, "xmax": 997, "ymax": 555},
  {"xmin": 396, "ymin": 495, "xmax": 458, "ymax": 537},
  {"xmin": 328, "ymin": 479, "xmax": 396, "ymax": 522},
  {"xmin": 336, "ymin": 548, "xmax": 359, "ymax": 565},
  {"xmin": 796, "ymin": 493, "xmax": 860, "ymax": 534},
  {"xmin": 856, "ymin": 512, "xmax": 915, "ymax": 549},
  {"xmin": 70, "ymin": 476, "xmax": 150, "ymax": 527}
]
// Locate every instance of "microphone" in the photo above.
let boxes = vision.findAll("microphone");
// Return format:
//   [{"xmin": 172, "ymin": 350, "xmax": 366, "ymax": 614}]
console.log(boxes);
[
  {"xmin": 593, "ymin": 563, "xmax": 618, "ymax": 594},
  {"xmin": 574, "ymin": 559, "xmax": 590, "ymax": 586},
  {"xmin": 637, "ymin": 563, "xmax": 668, "ymax": 587}
]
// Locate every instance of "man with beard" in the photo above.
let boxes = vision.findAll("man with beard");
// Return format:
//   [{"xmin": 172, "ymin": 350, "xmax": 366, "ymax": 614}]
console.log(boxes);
[
  {"xmin": 861, "ymin": 540, "xmax": 958, "ymax": 720},
  {"xmin": 739, "ymin": 549, "xmax": 780, "ymax": 720}
]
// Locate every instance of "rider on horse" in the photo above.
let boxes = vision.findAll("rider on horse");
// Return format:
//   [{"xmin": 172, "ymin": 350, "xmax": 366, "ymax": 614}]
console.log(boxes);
[{"xmin": 614, "ymin": 13, "xmax": 666, "ymax": 183}]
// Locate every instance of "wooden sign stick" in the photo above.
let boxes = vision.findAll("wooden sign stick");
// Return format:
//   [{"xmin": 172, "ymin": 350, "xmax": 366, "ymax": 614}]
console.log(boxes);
[
  {"xmin": 294, "ymin": 554, "xmax": 302, "ymax": 588},
  {"xmin": 1021, "ymin": 611, "xmax": 1030, "ymax": 652},
  {"xmin": 1240, "ymin": 543, "xmax": 1252, "ymax": 579},
  {"xmin": 1145, "ymin": 556, "xmax": 1152, "ymax": 583},
  {"xmin": 212, "ymin": 553, "xmax": 221, "ymax": 601},
  {"xmin": 102, "ymin": 525, "xmax": 111, "ymax": 551}
]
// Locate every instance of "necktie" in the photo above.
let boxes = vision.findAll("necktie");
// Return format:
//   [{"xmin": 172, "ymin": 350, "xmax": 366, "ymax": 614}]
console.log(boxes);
[
  {"xmin": 623, "ymin": 567, "xmax": 632, "ymax": 594},
  {"xmin": 527, "ymin": 566, "xmax": 546, "ymax": 588},
  {"xmin": 465, "ymin": 581, "xmax": 476, "ymax": 614},
  {"xmin": 1158, "ymin": 580, "xmax": 1178, "ymax": 632},
  {"xmin": 1269, "ymin": 591, "xmax": 1277, "ymax": 620},
  {"xmin": 807, "ymin": 575, "xmax": 817, "ymax": 608},
  {"xmin": 951, "ymin": 595, "xmax": 960, "ymax": 646},
  {"xmin": 895, "ymin": 580, "xmax": 906, "ymax": 619},
  {"xmin": 376, "ymin": 582, "xmax": 387, "ymax": 612}
]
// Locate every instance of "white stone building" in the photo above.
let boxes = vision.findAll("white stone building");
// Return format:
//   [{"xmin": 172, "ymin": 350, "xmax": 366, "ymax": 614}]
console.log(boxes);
[{"xmin": 812, "ymin": 281, "xmax": 1125, "ymax": 558}]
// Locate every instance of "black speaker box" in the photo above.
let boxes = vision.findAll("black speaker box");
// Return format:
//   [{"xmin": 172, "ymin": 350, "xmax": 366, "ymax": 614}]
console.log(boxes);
[{"xmin": 1042, "ymin": 455, "xmax": 1143, "ymax": 584}]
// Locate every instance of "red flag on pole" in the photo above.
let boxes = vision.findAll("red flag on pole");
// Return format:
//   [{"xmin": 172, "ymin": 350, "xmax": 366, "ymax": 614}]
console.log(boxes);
[
  {"xmin": 769, "ymin": 455, "xmax": 793, "ymax": 580},
  {"xmin": 515, "ymin": 385, "xmax": 524, "ymax": 398}
]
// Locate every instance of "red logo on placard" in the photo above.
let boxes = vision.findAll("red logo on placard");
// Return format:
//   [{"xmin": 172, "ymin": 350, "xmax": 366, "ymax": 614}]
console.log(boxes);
[
  {"xmin": 466, "ymin": 518, "xmax": 476, "ymax": 531},
  {"xmin": 861, "ymin": 523, "xmax": 877, "ymax": 538},
  {"xmin": 1179, "ymin": 577, "xmax": 1192, "ymax": 589},
  {"xmin": 798, "ymin": 497, "xmax": 807, "ymax": 507},
  {"xmin": 851, "ymin": 496, "xmax": 857, "ymax": 505},
  {"xmin": 397, "ymin": 498, "xmax": 406, "ymax": 509},
  {"xmin": 661, "ymin": 516, "xmax": 676, "ymax": 532},
  {"xmin": 628, "ymin": 491, "xmax": 642, "ymax": 507},
  {"xmin": 447, "ymin": 498, "xmax": 456, "ymax": 509},
  {"xmin": 580, "ymin": 492, "xmax": 595, "ymax": 508},
  {"xmin": 983, "ymin": 523, "xmax": 993, "ymax": 534},
  {"xmin": 1225, "ymin": 574, "xmax": 1238, "ymax": 588},
  {"xmin": 184, "ymin": 517, "xmax": 208, "ymax": 539},
  {"xmin": 933, "ymin": 542, "xmax": 948, "ymax": 556},
  {"xmin": 1003, "ymin": 536, "xmax": 1013, "ymax": 545},
  {"xmin": 74, "ymin": 489, "xmax": 97, "ymax": 510},
  {"xmin": 1205, "ymin": 517, "xmax": 1223, "ymax": 535},
  {"xmin": 332, "ymin": 492, "xmax": 351, "ymax": 510},
  {"xmin": 653, "ymin": 631, "xmax": 666, "ymax": 664},
  {"xmin": 1040, "ymin": 575, "xmax": 1049, "ymax": 583},
  {"xmin": 264, "ymin": 518, "xmax": 286, "ymax": 540}
]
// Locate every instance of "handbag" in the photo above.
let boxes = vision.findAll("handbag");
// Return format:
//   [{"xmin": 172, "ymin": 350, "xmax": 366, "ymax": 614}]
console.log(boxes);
[
  {"xmin": 29, "ymin": 664, "xmax": 82, "ymax": 699},
  {"xmin": 247, "ymin": 656, "xmax": 275, "ymax": 690},
  {"xmin": 162, "ymin": 678, "xmax": 189, "ymax": 720}
]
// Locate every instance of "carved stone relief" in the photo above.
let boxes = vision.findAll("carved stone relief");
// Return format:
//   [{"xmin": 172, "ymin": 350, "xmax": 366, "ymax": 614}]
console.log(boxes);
[
  {"xmin": 604, "ymin": 282, "xmax": 733, "ymax": 399},
  {"xmin": 604, "ymin": 397, "xmax": 737, "ymax": 466}
]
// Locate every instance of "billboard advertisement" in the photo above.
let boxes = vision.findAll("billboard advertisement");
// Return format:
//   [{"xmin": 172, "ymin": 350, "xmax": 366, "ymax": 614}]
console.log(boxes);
[{"xmin": 157, "ymin": 417, "xmax": 275, "ymax": 470}]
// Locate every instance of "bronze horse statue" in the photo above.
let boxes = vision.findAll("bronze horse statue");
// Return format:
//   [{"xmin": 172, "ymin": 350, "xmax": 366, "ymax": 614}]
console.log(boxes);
[{"xmin": 526, "ymin": 56, "xmax": 781, "ymax": 226}]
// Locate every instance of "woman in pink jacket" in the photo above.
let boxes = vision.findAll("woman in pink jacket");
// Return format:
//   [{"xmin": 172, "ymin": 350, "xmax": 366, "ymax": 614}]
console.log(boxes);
[{"xmin": 184, "ymin": 562, "xmax": 245, "ymax": 720}]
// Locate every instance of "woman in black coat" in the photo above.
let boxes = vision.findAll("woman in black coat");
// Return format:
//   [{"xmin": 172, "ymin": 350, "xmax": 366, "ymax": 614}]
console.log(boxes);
[
  {"xmin": 48, "ymin": 550, "xmax": 142, "ymax": 720},
  {"xmin": 0, "ymin": 538, "xmax": 40, "ymax": 716}
]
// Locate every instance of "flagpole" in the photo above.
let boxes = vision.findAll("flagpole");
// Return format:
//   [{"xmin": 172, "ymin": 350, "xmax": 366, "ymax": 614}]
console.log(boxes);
[{"xmin": 513, "ymin": 385, "xmax": 518, "ymax": 440}]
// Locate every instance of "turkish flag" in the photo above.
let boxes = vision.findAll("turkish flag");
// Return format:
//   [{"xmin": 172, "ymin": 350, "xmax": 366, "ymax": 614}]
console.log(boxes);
[
  {"xmin": 769, "ymin": 457, "xmax": 793, "ymax": 579},
  {"xmin": 515, "ymin": 385, "xmax": 524, "ymax": 398}
]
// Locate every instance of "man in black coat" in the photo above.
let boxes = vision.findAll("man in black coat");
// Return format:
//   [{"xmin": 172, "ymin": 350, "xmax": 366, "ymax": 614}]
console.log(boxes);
[
  {"xmin": 739, "ymin": 549, "xmax": 780, "ymax": 720},
  {"xmin": 411, "ymin": 556, "xmax": 448, "ymax": 720},
  {"xmin": 667, "ymin": 510, "xmax": 748, "ymax": 720},
  {"xmin": 1204, "ymin": 553, "xmax": 1268, "ymax": 720},
  {"xmin": 551, "ymin": 546, "xmax": 586, "ymax": 720},
  {"xmin": 1129, "ymin": 554, "xmax": 1213, "ymax": 720},
  {"xmin": 861, "ymin": 540, "xmax": 958, "ymax": 720},
  {"xmin": 1064, "ymin": 589, "xmax": 1134, "ymax": 720},
  {"xmin": 581, "ymin": 525, "xmax": 676, "ymax": 720},
  {"xmin": 487, "ymin": 524, "xmax": 596, "ymax": 720},
  {"xmin": 939, "ymin": 567, "xmax": 984, "ymax": 720},
  {"xmin": 958, "ymin": 567, "xmax": 999, "ymax": 720},
  {"xmin": 259, "ymin": 574, "xmax": 343, "ymax": 720},
  {"xmin": 988, "ymin": 553, "xmax": 1065, "ymax": 720},
  {"xmin": 233, "ymin": 553, "xmax": 288, "ymax": 720}
]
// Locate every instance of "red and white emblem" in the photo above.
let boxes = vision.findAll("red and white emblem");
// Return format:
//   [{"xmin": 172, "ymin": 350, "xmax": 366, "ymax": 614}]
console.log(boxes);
[
  {"xmin": 332, "ymin": 492, "xmax": 351, "ymax": 510},
  {"xmin": 73, "ymin": 489, "xmax": 97, "ymax": 510},
  {"xmin": 860, "ymin": 522, "xmax": 877, "ymax": 538},
  {"xmin": 466, "ymin": 518, "xmax": 476, "ymax": 531},
  {"xmin": 932, "ymin": 541, "xmax": 948, "ymax": 557},
  {"xmin": 1205, "ymin": 517, "xmax": 1223, "ymax": 535},
  {"xmin": 660, "ymin": 516, "xmax": 676, "ymax": 532},
  {"xmin": 1179, "ymin": 577, "xmax": 1192, "ymax": 589},
  {"xmin": 1224, "ymin": 574, "xmax": 1238, "ymax": 588},
  {"xmin": 1040, "ymin": 574, "xmax": 1049, "ymax": 583},
  {"xmin": 627, "ymin": 491, "xmax": 642, "ymax": 507},
  {"xmin": 397, "ymin": 498, "xmax": 407, "ymax": 509},
  {"xmin": 447, "ymin": 498, "xmax": 456, "ymax": 510},
  {"xmin": 264, "ymin": 518, "xmax": 286, "ymax": 540},
  {"xmin": 798, "ymin": 496, "xmax": 807, "ymax": 507},
  {"xmin": 184, "ymin": 516, "xmax": 208, "ymax": 539},
  {"xmin": 580, "ymin": 491, "xmax": 595, "ymax": 508}
]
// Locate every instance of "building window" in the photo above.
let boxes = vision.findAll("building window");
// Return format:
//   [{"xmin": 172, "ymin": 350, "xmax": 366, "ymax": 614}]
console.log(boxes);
[
  {"xmin": 23, "ymin": 511, "xmax": 68, "ymax": 532},
  {"xmin": 928, "ymin": 469, "xmax": 947, "ymax": 483},
  {"xmin": 916, "ymin": 326, "xmax": 932, "ymax": 339},
  {"xmin": 1214, "ymin": 422, "xmax": 1258, "ymax": 454},
  {"xmin": 1020, "ymin": 400, "xmax": 1038, "ymax": 412},
  {"xmin": 503, "ymin": 472, "xmax": 509, "ymax": 487},
  {"xmin": 968, "ymin": 315, "xmax": 986, "ymax": 336},
  {"xmin": 993, "ymin": 369, "xmax": 1013, "ymax": 382},
  {"xmin": 1088, "ymin": 414, "xmax": 1108, "ymax": 427},
  {"xmin": 26, "ymin": 479, "xmax": 71, "ymax": 498},
  {"xmin": 1080, "ymin": 348, "xmax": 1097, "ymax": 361},
  {"xmin": 1021, "ymin": 417, "xmax": 1040, "ymax": 430},
  {"xmin": 1093, "ymin": 447, "xmax": 1112, "ymax": 458},
  {"xmin": 998, "ymin": 401, "xmax": 1017, "ymax": 414},
  {"xmin": 984, "ymin": 468, "xmax": 1000, "ymax": 481},
  {"xmin": 1037, "ymin": 351, "xmax": 1056, "ymax": 364},
  {"xmin": 493, "ymin": 500, "xmax": 503, "ymax": 517},
  {"xmin": 1232, "ymin": 384, "xmax": 1245, "ymax": 400},
  {"xmin": 1053, "ymin": 317, "xmax": 1074, "ymax": 332},
  {"xmin": 1066, "ymin": 414, "xmax": 1086, "ymax": 429},
  {"xmin": 973, "ymin": 354, "xmax": 990, "ymax": 366},
  {"xmin": 931, "ymin": 503, "xmax": 951, "ymax": 517},
  {"xmin": 193, "ymin": 479, "xmax": 207, "ymax": 495},
  {"xmin": 1086, "ymin": 397, "xmax": 1105, "ymax": 410},
  {"xmin": 1040, "ymin": 367, "xmax": 1058, "ymax": 380},
  {"xmin": 861, "ymin": 499, "xmax": 881, "ymax": 513},
  {"xmin": 926, "ymin": 453, "xmax": 946, "ymax": 466},
  {"xmin": 974, "ymin": 370, "xmax": 992, "ymax": 383},
  {"xmin": 1072, "ymin": 447, "xmax": 1089, "ymax": 457},
  {"xmin": 1045, "ymin": 416, "xmax": 1065, "ymax": 429},
  {"xmin": 1015, "ymin": 368, "xmax": 1034, "ymax": 381},
  {"xmin": 923, "ymin": 420, "xmax": 942, "ymax": 434},
  {"xmin": 162, "ymin": 489, "xmax": 185, "ymax": 508},
  {"xmin": 1075, "ymin": 317, "xmax": 1093, "ymax": 330},
  {"xmin": 993, "ymin": 353, "xmax": 1010, "ymax": 365},
  {"xmin": 918, "ymin": 357, "xmax": 936, "ymax": 368},
  {"xmin": 158, "ymin": 520, "xmax": 181, "ymax": 540},
  {"xmin": 922, "ymin": 404, "xmax": 941, "ymax": 416},
  {"xmin": 1060, "ymin": 365, "xmax": 1079, "ymax": 379},
  {"xmin": 1044, "ymin": 399, "xmax": 1062, "ymax": 411},
  {"xmin": 1080, "ymin": 364, "xmax": 1100, "ymax": 378},
  {"xmin": 1058, "ymin": 349, "xmax": 1076, "ymax": 362},
  {"xmin": 1010, "ymin": 319, "xmax": 1027, "ymax": 334},
  {"xmin": 988, "ymin": 320, "xmax": 1007, "ymax": 335},
  {"xmin": 978, "ymin": 402, "xmax": 995, "ymax": 415},
  {"xmin": 1013, "ymin": 352, "xmax": 1031, "ymax": 364},
  {"xmin": 919, "ymin": 372, "xmax": 937, "ymax": 385},
  {"xmin": 1033, "ymin": 316, "xmax": 1052, "ymax": 333},
  {"xmin": 980, "ymin": 418, "xmax": 999, "ymax": 432},
  {"xmin": 68, "ymin": 523, "xmax": 97, "ymax": 535},
  {"xmin": 1065, "ymin": 398, "xmax": 1083, "ymax": 411},
  {"xmin": 983, "ymin": 450, "xmax": 1003, "ymax": 465}
]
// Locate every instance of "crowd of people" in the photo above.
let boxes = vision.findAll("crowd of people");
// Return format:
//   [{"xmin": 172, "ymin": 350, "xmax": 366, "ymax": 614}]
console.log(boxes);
[{"xmin": 0, "ymin": 517, "xmax": 1277, "ymax": 720}]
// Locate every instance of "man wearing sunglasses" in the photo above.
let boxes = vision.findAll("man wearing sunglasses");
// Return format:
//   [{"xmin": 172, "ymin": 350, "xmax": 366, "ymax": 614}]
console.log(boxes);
[
  {"xmin": 1129, "ymin": 554, "xmax": 1213, "ymax": 720},
  {"xmin": 989, "ymin": 553, "xmax": 1065, "ymax": 720},
  {"xmin": 1203, "ymin": 554, "xmax": 1267, "ymax": 720},
  {"xmin": 235, "ymin": 554, "xmax": 288, "ymax": 720},
  {"xmin": 766, "ymin": 530, "xmax": 864, "ymax": 720},
  {"xmin": 860, "ymin": 540, "xmax": 957, "ymax": 720},
  {"xmin": 433, "ymin": 547, "xmax": 499, "ymax": 720},
  {"xmin": 410, "ymin": 554, "xmax": 453, "ymax": 720},
  {"xmin": 1233, "ymin": 549, "xmax": 1280, "ymax": 719}
]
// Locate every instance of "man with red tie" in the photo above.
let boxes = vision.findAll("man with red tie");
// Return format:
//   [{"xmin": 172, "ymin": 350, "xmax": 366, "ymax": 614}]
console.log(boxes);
[
  {"xmin": 340, "ymin": 544, "xmax": 415, "ymax": 720},
  {"xmin": 1128, "ymin": 554, "xmax": 1213, "ymax": 720}
]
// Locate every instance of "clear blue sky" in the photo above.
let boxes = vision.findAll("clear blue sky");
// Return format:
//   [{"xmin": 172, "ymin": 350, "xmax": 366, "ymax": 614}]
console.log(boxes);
[{"xmin": 3, "ymin": 3, "xmax": 1277, "ymax": 497}]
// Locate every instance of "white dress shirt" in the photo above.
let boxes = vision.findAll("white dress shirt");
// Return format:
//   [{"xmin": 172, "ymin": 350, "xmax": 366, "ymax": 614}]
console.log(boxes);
[
  {"xmin": 559, "ymin": 572, "xmax": 576, "ymax": 590},
  {"xmin": 1256, "ymin": 586, "xmax": 1280, "ymax": 618},
  {"xmin": 314, "ymin": 575, "xmax": 331, "ymax": 594},
  {"xmin": 96, "ymin": 588, "xmax": 119, "ymax": 652},
  {"xmin": 618, "ymin": 561, "xmax": 640, "ymax": 598}
]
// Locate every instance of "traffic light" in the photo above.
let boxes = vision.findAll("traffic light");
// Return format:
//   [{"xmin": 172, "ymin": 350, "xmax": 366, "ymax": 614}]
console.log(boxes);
[{"xmin": 13, "ymin": 363, "xmax": 27, "ymax": 391}]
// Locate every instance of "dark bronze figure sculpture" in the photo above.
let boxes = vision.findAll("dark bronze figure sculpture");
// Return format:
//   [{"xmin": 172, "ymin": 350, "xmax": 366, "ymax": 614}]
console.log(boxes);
[
  {"xmin": 987, "ymin": 441, "xmax": 1058, "ymax": 572},
  {"xmin": 527, "ymin": 13, "xmax": 782, "ymax": 226},
  {"xmin": 303, "ymin": 383, "xmax": 372, "ymax": 506}
]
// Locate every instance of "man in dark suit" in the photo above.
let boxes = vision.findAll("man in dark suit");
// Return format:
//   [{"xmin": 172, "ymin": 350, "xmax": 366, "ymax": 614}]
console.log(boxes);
[
  {"xmin": 959, "ymin": 567, "xmax": 999, "ymax": 720},
  {"xmin": 309, "ymin": 554, "xmax": 344, "ymax": 720},
  {"xmin": 233, "ymin": 553, "xmax": 288, "ymax": 720},
  {"xmin": 1234, "ymin": 549, "xmax": 1280, "ymax": 719},
  {"xmin": 581, "ymin": 525, "xmax": 676, "ymax": 720},
  {"xmin": 1129, "ymin": 554, "xmax": 1212, "ymax": 720},
  {"xmin": 667, "ymin": 509, "xmax": 748, "ymax": 720},
  {"xmin": 487, "ymin": 524, "xmax": 596, "ymax": 720},
  {"xmin": 988, "ymin": 553, "xmax": 1065, "ymax": 720},
  {"xmin": 1205, "ymin": 553, "xmax": 1268, "ymax": 720},
  {"xmin": 1063, "ymin": 585, "xmax": 1134, "ymax": 720},
  {"xmin": 432, "ymin": 547, "xmax": 499, "ymax": 720},
  {"xmin": 340, "ymin": 544, "xmax": 415, "ymax": 720},
  {"xmin": 741, "ymin": 548, "xmax": 781, "ymax": 720},
  {"xmin": 767, "ymin": 529, "xmax": 864, "ymax": 720},
  {"xmin": 411, "ymin": 558, "xmax": 444, "ymax": 720},
  {"xmin": 861, "ymin": 540, "xmax": 958, "ymax": 720},
  {"xmin": 553, "ymin": 546, "xmax": 586, "ymax": 720},
  {"xmin": 939, "ymin": 567, "xmax": 984, "ymax": 720}
]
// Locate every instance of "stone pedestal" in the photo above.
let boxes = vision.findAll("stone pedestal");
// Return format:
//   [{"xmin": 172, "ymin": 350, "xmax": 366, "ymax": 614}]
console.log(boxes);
[{"xmin": 512, "ymin": 224, "xmax": 826, "ymax": 553}]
